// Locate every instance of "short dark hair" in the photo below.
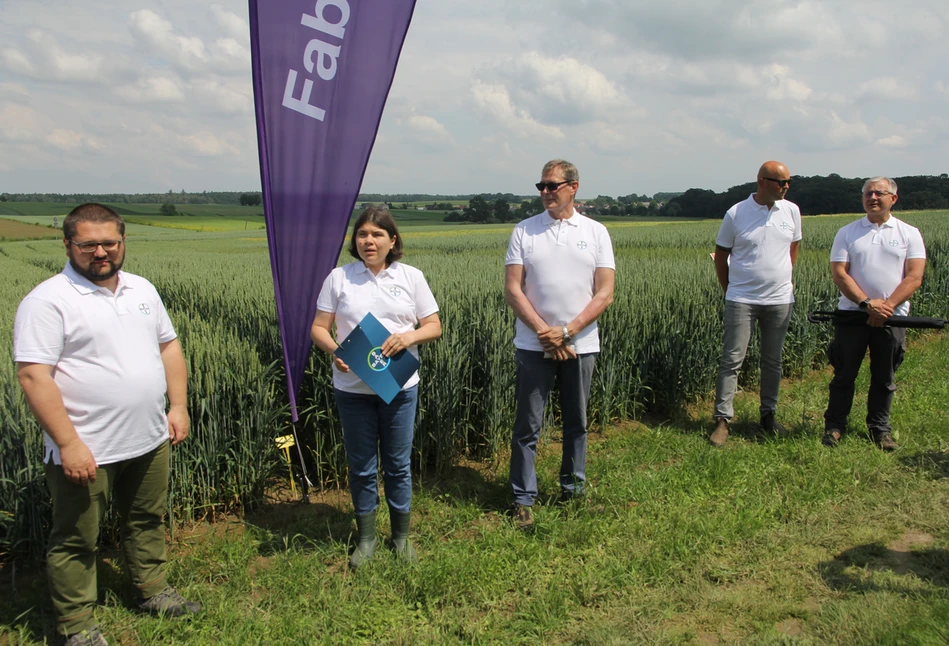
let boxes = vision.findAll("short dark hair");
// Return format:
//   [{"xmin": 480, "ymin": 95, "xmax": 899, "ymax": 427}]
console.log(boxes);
[
  {"xmin": 348, "ymin": 205, "xmax": 403, "ymax": 264},
  {"xmin": 63, "ymin": 203, "xmax": 125, "ymax": 240}
]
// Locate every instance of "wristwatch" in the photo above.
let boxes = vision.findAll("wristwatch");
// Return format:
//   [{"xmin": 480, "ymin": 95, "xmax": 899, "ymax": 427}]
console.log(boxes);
[
  {"xmin": 858, "ymin": 299, "xmax": 871, "ymax": 311},
  {"xmin": 561, "ymin": 325, "xmax": 572, "ymax": 344}
]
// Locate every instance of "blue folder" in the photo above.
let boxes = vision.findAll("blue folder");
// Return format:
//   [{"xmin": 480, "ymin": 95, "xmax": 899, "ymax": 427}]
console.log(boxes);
[{"xmin": 334, "ymin": 312, "xmax": 420, "ymax": 404}]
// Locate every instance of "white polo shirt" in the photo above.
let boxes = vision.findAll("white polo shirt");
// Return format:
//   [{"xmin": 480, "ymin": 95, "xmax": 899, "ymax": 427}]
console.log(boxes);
[
  {"xmin": 830, "ymin": 215, "xmax": 926, "ymax": 316},
  {"xmin": 505, "ymin": 209, "xmax": 615, "ymax": 353},
  {"xmin": 317, "ymin": 261, "xmax": 439, "ymax": 395},
  {"xmin": 716, "ymin": 194, "xmax": 802, "ymax": 305},
  {"xmin": 14, "ymin": 264, "xmax": 177, "ymax": 466}
]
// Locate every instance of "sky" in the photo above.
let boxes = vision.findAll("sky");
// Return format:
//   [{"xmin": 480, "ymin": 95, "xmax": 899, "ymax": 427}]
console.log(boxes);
[{"xmin": 1, "ymin": 0, "xmax": 947, "ymax": 198}]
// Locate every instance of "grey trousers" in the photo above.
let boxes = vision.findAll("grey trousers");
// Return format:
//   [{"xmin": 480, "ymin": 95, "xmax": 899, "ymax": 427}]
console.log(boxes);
[
  {"xmin": 714, "ymin": 300, "xmax": 792, "ymax": 420},
  {"xmin": 510, "ymin": 349, "xmax": 596, "ymax": 506}
]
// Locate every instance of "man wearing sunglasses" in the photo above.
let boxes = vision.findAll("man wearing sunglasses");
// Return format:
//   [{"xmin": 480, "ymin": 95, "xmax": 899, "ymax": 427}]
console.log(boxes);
[
  {"xmin": 14, "ymin": 203, "xmax": 200, "ymax": 646},
  {"xmin": 821, "ymin": 177, "xmax": 926, "ymax": 451},
  {"xmin": 504, "ymin": 159, "xmax": 615, "ymax": 529},
  {"xmin": 711, "ymin": 161, "xmax": 802, "ymax": 446}
]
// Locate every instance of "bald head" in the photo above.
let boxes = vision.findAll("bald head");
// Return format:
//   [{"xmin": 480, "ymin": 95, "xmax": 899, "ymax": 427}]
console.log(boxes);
[
  {"xmin": 758, "ymin": 161, "xmax": 789, "ymax": 180},
  {"xmin": 754, "ymin": 160, "xmax": 791, "ymax": 207}
]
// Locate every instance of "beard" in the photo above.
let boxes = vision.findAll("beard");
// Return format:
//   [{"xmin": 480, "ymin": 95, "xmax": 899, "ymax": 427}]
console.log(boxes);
[{"xmin": 69, "ymin": 252, "xmax": 124, "ymax": 283}]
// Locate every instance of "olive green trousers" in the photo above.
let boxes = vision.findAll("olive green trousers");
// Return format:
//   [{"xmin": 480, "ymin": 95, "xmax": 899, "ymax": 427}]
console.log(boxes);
[{"xmin": 45, "ymin": 441, "xmax": 170, "ymax": 636}]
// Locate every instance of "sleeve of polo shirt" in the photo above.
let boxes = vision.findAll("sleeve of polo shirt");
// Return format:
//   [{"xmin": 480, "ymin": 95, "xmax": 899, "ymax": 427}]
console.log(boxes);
[
  {"xmin": 504, "ymin": 224, "xmax": 525, "ymax": 266},
  {"xmin": 792, "ymin": 205, "xmax": 803, "ymax": 243},
  {"xmin": 13, "ymin": 296, "xmax": 64, "ymax": 365},
  {"xmin": 906, "ymin": 226, "xmax": 927, "ymax": 260},
  {"xmin": 829, "ymin": 227, "xmax": 850, "ymax": 263},
  {"xmin": 715, "ymin": 211, "xmax": 736, "ymax": 249},
  {"xmin": 412, "ymin": 270, "xmax": 439, "ymax": 320},
  {"xmin": 316, "ymin": 267, "xmax": 340, "ymax": 313},
  {"xmin": 595, "ymin": 225, "xmax": 616, "ymax": 269}
]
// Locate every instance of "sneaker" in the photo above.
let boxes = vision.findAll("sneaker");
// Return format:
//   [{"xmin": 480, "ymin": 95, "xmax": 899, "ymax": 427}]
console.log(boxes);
[
  {"xmin": 760, "ymin": 411, "xmax": 787, "ymax": 436},
  {"xmin": 873, "ymin": 432, "xmax": 899, "ymax": 452},
  {"xmin": 822, "ymin": 429, "xmax": 842, "ymax": 448},
  {"xmin": 138, "ymin": 586, "xmax": 202, "ymax": 617},
  {"xmin": 512, "ymin": 504, "xmax": 534, "ymax": 530},
  {"xmin": 64, "ymin": 627, "xmax": 108, "ymax": 646},
  {"xmin": 709, "ymin": 418, "xmax": 729, "ymax": 447}
]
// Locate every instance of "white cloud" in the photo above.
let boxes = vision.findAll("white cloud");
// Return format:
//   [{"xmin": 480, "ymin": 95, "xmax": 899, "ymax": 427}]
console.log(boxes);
[
  {"xmin": 129, "ymin": 10, "xmax": 210, "ymax": 75},
  {"xmin": 210, "ymin": 5, "xmax": 249, "ymax": 42},
  {"xmin": 857, "ymin": 77, "xmax": 919, "ymax": 102},
  {"xmin": 471, "ymin": 81, "xmax": 565, "ymax": 140},
  {"xmin": 176, "ymin": 131, "xmax": 241, "ymax": 157},
  {"xmin": 878, "ymin": 135, "xmax": 908, "ymax": 148},
  {"xmin": 482, "ymin": 52, "xmax": 641, "ymax": 125},
  {"xmin": 116, "ymin": 76, "xmax": 186, "ymax": 103},
  {"xmin": 45, "ymin": 129, "xmax": 105, "ymax": 152}
]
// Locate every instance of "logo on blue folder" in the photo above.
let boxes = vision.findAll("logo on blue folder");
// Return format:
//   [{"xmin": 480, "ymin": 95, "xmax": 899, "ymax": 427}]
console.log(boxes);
[
  {"xmin": 368, "ymin": 347, "xmax": 390, "ymax": 371},
  {"xmin": 335, "ymin": 312, "xmax": 421, "ymax": 404}
]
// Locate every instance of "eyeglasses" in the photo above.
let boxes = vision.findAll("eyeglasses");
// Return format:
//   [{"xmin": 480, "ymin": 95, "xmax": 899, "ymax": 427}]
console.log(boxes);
[
  {"xmin": 69, "ymin": 239, "xmax": 123, "ymax": 253},
  {"xmin": 535, "ymin": 180, "xmax": 572, "ymax": 192},
  {"xmin": 762, "ymin": 177, "xmax": 791, "ymax": 188},
  {"xmin": 863, "ymin": 190, "xmax": 892, "ymax": 198}
]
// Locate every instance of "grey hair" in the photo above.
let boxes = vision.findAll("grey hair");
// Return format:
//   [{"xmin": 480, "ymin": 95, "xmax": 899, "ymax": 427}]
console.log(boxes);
[
  {"xmin": 542, "ymin": 159, "xmax": 579, "ymax": 183},
  {"xmin": 862, "ymin": 176, "xmax": 898, "ymax": 195}
]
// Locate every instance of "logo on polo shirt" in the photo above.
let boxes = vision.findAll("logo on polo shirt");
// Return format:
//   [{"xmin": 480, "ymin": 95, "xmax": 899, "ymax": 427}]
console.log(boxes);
[
  {"xmin": 889, "ymin": 239, "xmax": 899, "ymax": 247},
  {"xmin": 368, "ymin": 347, "xmax": 390, "ymax": 372},
  {"xmin": 138, "ymin": 303, "xmax": 151, "ymax": 315},
  {"xmin": 577, "ymin": 241, "xmax": 588, "ymax": 250},
  {"xmin": 389, "ymin": 286, "xmax": 403, "ymax": 297},
  {"xmin": 780, "ymin": 221, "xmax": 793, "ymax": 231}
]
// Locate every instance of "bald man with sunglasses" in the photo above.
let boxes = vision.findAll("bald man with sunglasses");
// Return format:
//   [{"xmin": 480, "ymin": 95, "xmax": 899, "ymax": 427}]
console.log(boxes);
[
  {"xmin": 504, "ymin": 159, "xmax": 615, "ymax": 529},
  {"xmin": 710, "ymin": 161, "xmax": 802, "ymax": 446}
]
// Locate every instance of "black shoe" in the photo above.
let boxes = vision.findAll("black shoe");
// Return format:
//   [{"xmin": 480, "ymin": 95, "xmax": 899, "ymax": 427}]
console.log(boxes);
[
  {"xmin": 760, "ymin": 411, "xmax": 787, "ymax": 436},
  {"xmin": 138, "ymin": 586, "xmax": 201, "ymax": 617},
  {"xmin": 822, "ymin": 429, "xmax": 842, "ymax": 448}
]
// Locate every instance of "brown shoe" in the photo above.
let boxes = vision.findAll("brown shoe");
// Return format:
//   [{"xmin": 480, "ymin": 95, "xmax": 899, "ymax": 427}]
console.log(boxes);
[
  {"xmin": 512, "ymin": 504, "xmax": 534, "ymax": 530},
  {"xmin": 873, "ymin": 432, "xmax": 899, "ymax": 452},
  {"xmin": 709, "ymin": 418, "xmax": 729, "ymax": 447}
]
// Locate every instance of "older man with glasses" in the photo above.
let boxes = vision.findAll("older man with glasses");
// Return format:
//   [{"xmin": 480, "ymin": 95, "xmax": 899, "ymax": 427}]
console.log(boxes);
[
  {"xmin": 710, "ymin": 161, "xmax": 802, "ymax": 446},
  {"xmin": 14, "ymin": 203, "xmax": 200, "ymax": 646},
  {"xmin": 503, "ymin": 159, "xmax": 615, "ymax": 529},
  {"xmin": 821, "ymin": 177, "xmax": 926, "ymax": 451}
]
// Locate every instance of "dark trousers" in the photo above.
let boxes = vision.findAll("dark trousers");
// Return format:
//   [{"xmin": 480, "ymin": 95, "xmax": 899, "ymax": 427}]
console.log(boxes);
[
  {"xmin": 823, "ymin": 323, "xmax": 906, "ymax": 435},
  {"xmin": 510, "ymin": 350, "xmax": 596, "ymax": 506}
]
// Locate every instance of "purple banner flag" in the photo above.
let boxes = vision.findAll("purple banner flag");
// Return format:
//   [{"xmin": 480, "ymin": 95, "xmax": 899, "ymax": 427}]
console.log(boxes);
[{"xmin": 249, "ymin": 0, "xmax": 417, "ymax": 420}]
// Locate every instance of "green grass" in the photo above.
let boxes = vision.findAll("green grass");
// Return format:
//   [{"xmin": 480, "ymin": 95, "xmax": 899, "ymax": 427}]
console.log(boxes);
[{"xmin": 2, "ymin": 335, "xmax": 949, "ymax": 644}]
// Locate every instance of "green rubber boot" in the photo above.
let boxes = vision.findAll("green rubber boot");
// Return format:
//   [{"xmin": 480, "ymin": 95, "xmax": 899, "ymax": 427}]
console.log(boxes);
[
  {"xmin": 349, "ymin": 510, "xmax": 377, "ymax": 569},
  {"xmin": 389, "ymin": 508, "xmax": 418, "ymax": 563}
]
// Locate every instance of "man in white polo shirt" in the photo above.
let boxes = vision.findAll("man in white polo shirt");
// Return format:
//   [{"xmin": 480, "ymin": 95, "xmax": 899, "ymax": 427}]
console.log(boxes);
[
  {"xmin": 822, "ymin": 177, "xmax": 926, "ymax": 451},
  {"xmin": 710, "ymin": 161, "xmax": 802, "ymax": 446},
  {"xmin": 14, "ymin": 204, "xmax": 199, "ymax": 646},
  {"xmin": 504, "ymin": 159, "xmax": 615, "ymax": 529}
]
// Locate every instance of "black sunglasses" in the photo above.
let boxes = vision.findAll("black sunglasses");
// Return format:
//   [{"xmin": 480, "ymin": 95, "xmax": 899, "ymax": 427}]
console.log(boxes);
[
  {"xmin": 535, "ymin": 180, "xmax": 572, "ymax": 192},
  {"xmin": 762, "ymin": 177, "xmax": 791, "ymax": 188}
]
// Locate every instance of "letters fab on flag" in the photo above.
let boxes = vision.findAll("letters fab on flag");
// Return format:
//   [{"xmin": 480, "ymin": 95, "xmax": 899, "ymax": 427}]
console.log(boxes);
[{"xmin": 249, "ymin": 0, "xmax": 417, "ymax": 420}]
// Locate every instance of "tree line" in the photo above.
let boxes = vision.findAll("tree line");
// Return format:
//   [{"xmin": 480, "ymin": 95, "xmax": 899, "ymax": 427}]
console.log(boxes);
[{"xmin": 660, "ymin": 173, "xmax": 949, "ymax": 218}]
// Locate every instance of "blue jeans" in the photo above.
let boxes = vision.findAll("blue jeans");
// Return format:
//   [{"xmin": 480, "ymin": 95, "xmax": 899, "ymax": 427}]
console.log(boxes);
[
  {"xmin": 715, "ymin": 300, "xmax": 792, "ymax": 420},
  {"xmin": 334, "ymin": 386, "xmax": 418, "ymax": 515},
  {"xmin": 510, "ymin": 349, "xmax": 596, "ymax": 506}
]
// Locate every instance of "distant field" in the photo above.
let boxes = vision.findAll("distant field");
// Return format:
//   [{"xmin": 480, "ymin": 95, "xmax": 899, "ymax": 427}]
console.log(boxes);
[{"xmin": 0, "ymin": 219, "xmax": 61, "ymax": 240}]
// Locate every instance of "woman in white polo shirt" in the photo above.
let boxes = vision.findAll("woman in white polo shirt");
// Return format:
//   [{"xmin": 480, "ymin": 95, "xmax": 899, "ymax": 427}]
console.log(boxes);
[{"xmin": 311, "ymin": 205, "xmax": 441, "ymax": 568}]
